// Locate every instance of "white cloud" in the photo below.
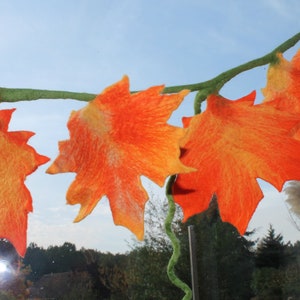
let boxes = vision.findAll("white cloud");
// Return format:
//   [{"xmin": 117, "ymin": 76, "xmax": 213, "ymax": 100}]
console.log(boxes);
[{"xmin": 27, "ymin": 198, "xmax": 134, "ymax": 253}]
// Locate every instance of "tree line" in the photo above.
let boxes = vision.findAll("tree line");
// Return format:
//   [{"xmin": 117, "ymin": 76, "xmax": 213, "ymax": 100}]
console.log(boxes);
[{"xmin": 0, "ymin": 197, "xmax": 300, "ymax": 299}]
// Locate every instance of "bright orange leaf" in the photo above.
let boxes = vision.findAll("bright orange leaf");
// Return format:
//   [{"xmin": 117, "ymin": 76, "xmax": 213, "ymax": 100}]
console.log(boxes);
[
  {"xmin": 173, "ymin": 92, "xmax": 300, "ymax": 235},
  {"xmin": 262, "ymin": 50, "xmax": 300, "ymax": 110},
  {"xmin": 47, "ymin": 76, "xmax": 193, "ymax": 240},
  {"xmin": 262, "ymin": 50, "xmax": 300, "ymax": 138},
  {"xmin": 0, "ymin": 109, "xmax": 49, "ymax": 257}
]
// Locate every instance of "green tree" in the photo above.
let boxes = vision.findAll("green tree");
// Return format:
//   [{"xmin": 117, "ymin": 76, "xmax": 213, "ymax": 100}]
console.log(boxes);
[
  {"xmin": 252, "ymin": 225, "xmax": 290, "ymax": 299},
  {"xmin": 24, "ymin": 242, "xmax": 86, "ymax": 280},
  {"xmin": 126, "ymin": 196, "xmax": 182, "ymax": 299},
  {"xmin": 252, "ymin": 267, "xmax": 284, "ymax": 300},
  {"xmin": 97, "ymin": 253, "xmax": 128, "ymax": 299},
  {"xmin": 255, "ymin": 225, "xmax": 287, "ymax": 269},
  {"xmin": 126, "ymin": 195, "xmax": 255, "ymax": 300},
  {"xmin": 24, "ymin": 242, "xmax": 129, "ymax": 299},
  {"xmin": 81, "ymin": 248, "xmax": 129, "ymax": 299},
  {"xmin": 180, "ymin": 197, "xmax": 255, "ymax": 300},
  {"xmin": 45, "ymin": 242, "xmax": 85, "ymax": 273},
  {"xmin": 23, "ymin": 243, "xmax": 49, "ymax": 281},
  {"xmin": 280, "ymin": 241, "xmax": 300, "ymax": 299},
  {"xmin": 126, "ymin": 245, "xmax": 176, "ymax": 299}
]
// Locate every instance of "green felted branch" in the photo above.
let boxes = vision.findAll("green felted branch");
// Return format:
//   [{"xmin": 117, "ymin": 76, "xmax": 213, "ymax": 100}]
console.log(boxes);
[{"xmin": 164, "ymin": 175, "xmax": 193, "ymax": 300}]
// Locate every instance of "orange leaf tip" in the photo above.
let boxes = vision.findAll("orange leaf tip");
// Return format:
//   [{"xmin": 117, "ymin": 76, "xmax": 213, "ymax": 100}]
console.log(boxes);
[
  {"xmin": 262, "ymin": 50, "xmax": 300, "ymax": 114},
  {"xmin": 262, "ymin": 50, "xmax": 300, "ymax": 140}
]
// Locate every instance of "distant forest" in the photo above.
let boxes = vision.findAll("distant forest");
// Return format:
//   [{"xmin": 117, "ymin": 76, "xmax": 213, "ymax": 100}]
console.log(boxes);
[{"xmin": 1, "ymin": 198, "xmax": 300, "ymax": 299}]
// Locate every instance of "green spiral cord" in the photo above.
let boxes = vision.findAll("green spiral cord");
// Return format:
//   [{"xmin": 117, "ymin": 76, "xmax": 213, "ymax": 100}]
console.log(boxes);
[{"xmin": 164, "ymin": 175, "xmax": 193, "ymax": 300}]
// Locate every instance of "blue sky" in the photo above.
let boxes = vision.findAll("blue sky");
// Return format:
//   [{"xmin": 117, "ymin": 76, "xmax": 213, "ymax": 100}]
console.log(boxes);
[{"xmin": 1, "ymin": 1, "xmax": 300, "ymax": 253}]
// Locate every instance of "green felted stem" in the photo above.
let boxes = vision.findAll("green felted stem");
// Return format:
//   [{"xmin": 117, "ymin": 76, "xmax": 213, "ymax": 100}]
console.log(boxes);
[
  {"xmin": 162, "ymin": 32, "xmax": 300, "ymax": 103},
  {"xmin": 0, "ymin": 88, "xmax": 96, "ymax": 102},
  {"xmin": 164, "ymin": 175, "xmax": 192, "ymax": 300},
  {"xmin": 0, "ymin": 33, "xmax": 298, "ymax": 106}
]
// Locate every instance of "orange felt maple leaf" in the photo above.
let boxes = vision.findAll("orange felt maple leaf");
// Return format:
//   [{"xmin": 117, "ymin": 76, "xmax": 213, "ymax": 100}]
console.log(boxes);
[
  {"xmin": 262, "ymin": 50, "xmax": 300, "ymax": 138},
  {"xmin": 0, "ymin": 109, "xmax": 49, "ymax": 257},
  {"xmin": 262, "ymin": 50, "xmax": 300, "ymax": 112},
  {"xmin": 47, "ymin": 76, "xmax": 193, "ymax": 240},
  {"xmin": 173, "ymin": 92, "xmax": 300, "ymax": 234}
]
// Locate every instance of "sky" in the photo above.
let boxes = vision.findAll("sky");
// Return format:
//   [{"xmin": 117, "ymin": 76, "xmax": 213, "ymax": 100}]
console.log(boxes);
[{"xmin": 1, "ymin": 0, "xmax": 300, "ymax": 253}]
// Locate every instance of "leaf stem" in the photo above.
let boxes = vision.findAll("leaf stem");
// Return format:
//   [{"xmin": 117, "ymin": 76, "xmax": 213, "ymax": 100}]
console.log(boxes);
[
  {"xmin": 162, "ymin": 32, "xmax": 300, "ymax": 113},
  {"xmin": 0, "ymin": 88, "xmax": 96, "ymax": 102},
  {"xmin": 164, "ymin": 175, "xmax": 192, "ymax": 300},
  {"xmin": 0, "ymin": 32, "xmax": 299, "ymax": 108},
  {"xmin": 163, "ymin": 32, "xmax": 300, "ymax": 94}
]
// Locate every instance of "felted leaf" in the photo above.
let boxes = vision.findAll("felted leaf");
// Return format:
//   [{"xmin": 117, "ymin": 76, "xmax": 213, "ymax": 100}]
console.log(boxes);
[
  {"xmin": 173, "ymin": 92, "xmax": 300, "ymax": 234},
  {"xmin": 262, "ymin": 50, "xmax": 300, "ymax": 112},
  {"xmin": 0, "ymin": 109, "xmax": 49, "ymax": 257},
  {"xmin": 47, "ymin": 76, "xmax": 193, "ymax": 240},
  {"xmin": 262, "ymin": 50, "xmax": 300, "ymax": 138}
]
